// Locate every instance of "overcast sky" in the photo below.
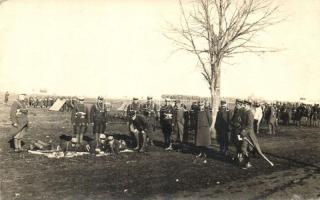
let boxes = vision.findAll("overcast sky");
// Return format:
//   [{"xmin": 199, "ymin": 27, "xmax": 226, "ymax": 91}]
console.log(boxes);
[{"xmin": 0, "ymin": 0, "xmax": 319, "ymax": 101}]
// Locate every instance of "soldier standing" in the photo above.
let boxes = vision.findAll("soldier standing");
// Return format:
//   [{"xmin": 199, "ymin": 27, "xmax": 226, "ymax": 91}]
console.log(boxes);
[
  {"xmin": 230, "ymin": 99, "xmax": 244, "ymax": 163},
  {"xmin": 71, "ymin": 96, "xmax": 90, "ymax": 145},
  {"xmin": 265, "ymin": 104, "xmax": 277, "ymax": 134},
  {"xmin": 173, "ymin": 101, "xmax": 186, "ymax": 144},
  {"xmin": 90, "ymin": 96, "xmax": 108, "ymax": 145},
  {"xmin": 4, "ymin": 91, "xmax": 9, "ymax": 104},
  {"xmin": 10, "ymin": 94, "xmax": 29, "ymax": 152},
  {"xmin": 141, "ymin": 96, "xmax": 159, "ymax": 145},
  {"xmin": 195, "ymin": 102, "xmax": 212, "ymax": 158},
  {"xmin": 160, "ymin": 99, "xmax": 174, "ymax": 150},
  {"xmin": 253, "ymin": 102, "xmax": 263, "ymax": 134},
  {"xmin": 127, "ymin": 97, "xmax": 141, "ymax": 147},
  {"xmin": 215, "ymin": 100, "xmax": 231, "ymax": 156}
]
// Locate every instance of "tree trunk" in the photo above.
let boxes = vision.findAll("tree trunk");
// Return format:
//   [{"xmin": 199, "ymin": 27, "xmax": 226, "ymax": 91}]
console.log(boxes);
[{"xmin": 209, "ymin": 64, "xmax": 221, "ymax": 139}]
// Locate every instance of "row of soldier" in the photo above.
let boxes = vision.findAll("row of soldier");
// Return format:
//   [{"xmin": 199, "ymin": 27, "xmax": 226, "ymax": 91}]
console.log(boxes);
[{"xmin": 8, "ymin": 93, "xmax": 315, "ymax": 168}]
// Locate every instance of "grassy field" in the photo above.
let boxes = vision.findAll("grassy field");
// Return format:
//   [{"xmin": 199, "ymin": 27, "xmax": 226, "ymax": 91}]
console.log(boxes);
[{"xmin": 0, "ymin": 101, "xmax": 320, "ymax": 200}]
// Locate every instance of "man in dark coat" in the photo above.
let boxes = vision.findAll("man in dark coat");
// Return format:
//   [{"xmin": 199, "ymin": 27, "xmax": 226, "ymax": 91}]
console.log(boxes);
[
  {"xmin": 195, "ymin": 102, "xmax": 212, "ymax": 158},
  {"xmin": 230, "ymin": 99, "xmax": 244, "ymax": 162},
  {"xmin": 10, "ymin": 94, "xmax": 29, "ymax": 152},
  {"xmin": 215, "ymin": 100, "xmax": 231, "ymax": 156},
  {"xmin": 240, "ymin": 100, "xmax": 262, "ymax": 169},
  {"xmin": 90, "ymin": 96, "xmax": 108, "ymax": 145},
  {"xmin": 160, "ymin": 99, "xmax": 174, "ymax": 150},
  {"xmin": 128, "ymin": 111, "xmax": 149, "ymax": 152},
  {"xmin": 71, "ymin": 96, "xmax": 90, "ymax": 145}
]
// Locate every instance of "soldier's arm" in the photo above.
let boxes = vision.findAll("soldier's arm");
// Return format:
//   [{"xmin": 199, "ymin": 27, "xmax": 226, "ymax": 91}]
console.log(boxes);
[
  {"xmin": 89, "ymin": 105, "xmax": 96, "ymax": 123},
  {"xmin": 71, "ymin": 106, "xmax": 77, "ymax": 124},
  {"xmin": 10, "ymin": 101, "xmax": 18, "ymax": 125}
]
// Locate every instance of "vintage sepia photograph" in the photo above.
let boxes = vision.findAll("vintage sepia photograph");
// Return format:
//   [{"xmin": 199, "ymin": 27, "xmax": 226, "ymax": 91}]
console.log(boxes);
[{"xmin": 0, "ymin": 0, "xmax": 320, "ymax": 199}]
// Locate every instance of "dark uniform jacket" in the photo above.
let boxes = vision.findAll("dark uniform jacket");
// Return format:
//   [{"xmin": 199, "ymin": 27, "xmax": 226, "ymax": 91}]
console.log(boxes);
[
  {"xmin": 127, "ymin": 103, "xmax": 141, "ymax": 115},
  {"xmin": 142, "ymin": 102, "xmax": 158, "ymax": 118},
  {"xmin": 90, "ymin": 103, "xmax": 108, "ymax": 122},
  {"xmin": 71, "ymin": 103, "xmax": 90, "ymax": 125},
  {"xmin": 129, "ymin": 114, "xmax": 149, "ymax": 132},
  {"xmin": 160, "ymin": 104, "xmax": 174, "ymax": 125},
  {"xmin": 215, "ymin": 107, "xmax": 231, "ymax": 133}
]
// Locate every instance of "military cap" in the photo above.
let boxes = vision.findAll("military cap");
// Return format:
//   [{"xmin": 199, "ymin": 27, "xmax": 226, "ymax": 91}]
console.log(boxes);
[
  {"xmin": 221, "ymin": 100, "xmax": 226, "ymax": 104},
  {"xmin": 147, "ymin": 96, "xmax": 153, "ymax": 100},
  {"xmin": 78, "ymin": 96, "xmax": 85, "ymax": 101},
  {"xmin": 97, "ymin": 96, "xmax": 104, "ymax": 100},
  {"xmin": 71, "ymin": 138, "xmax": 78, "ymax": 143},
  {"xmin": 236, "ymin": 99, "xmax": 243, "ymax": 104},
  {"xmin": 107, "ymin": 136, "xmax": 114, "ymax": 140},
  {"xmin": 99, "ymin": 134, "xmax": 106, "ymax": 139},
  {"xmin": 133, "ymin": 97, "xmax": 139, "ymax": 100},
  {"xmin": 244, "ymin": 100, "xmax": 252, "ymax": 105}
]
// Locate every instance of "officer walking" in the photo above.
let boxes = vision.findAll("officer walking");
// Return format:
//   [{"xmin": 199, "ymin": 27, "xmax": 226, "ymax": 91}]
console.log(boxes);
[
  {"xmin": 10, "ymin": 94, "xmax": 29, "ymax": 152},
  {"xmin": 240, "ymin": 100, "xmax": 262, "ymax": 169}
]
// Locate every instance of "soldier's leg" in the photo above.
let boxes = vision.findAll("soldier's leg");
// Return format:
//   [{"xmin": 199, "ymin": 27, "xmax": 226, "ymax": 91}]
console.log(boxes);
[
  {"xmin": 140, "ymin": 131, "xmax": 147, "ymax": 152},
  {"xmin": 134, "ymin": 131, "xmax": 140, "ymax": 150},
  {"xmin": 240, "ymin": 140, "xmax": 249, "ymax": 165},
  {"xmin": 74, "ymin": 125, "xmax": 80, "ymax": 144},
  {"xmin": 257, "ymin": 119, "xmax": 261, "ymax": 134},
  {"xmin": 178, "ymin": 122, "xmax": 184, "ymax": 143},
  {"xmin": 272, "ymin": 122, "xmax": 276, "ymax": 134},
  {"xmin": 268, "ymin": 123, "xmax": 272, "ymax": 134}
]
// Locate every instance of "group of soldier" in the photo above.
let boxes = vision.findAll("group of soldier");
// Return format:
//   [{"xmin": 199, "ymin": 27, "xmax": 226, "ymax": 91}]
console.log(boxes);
[{"xmin": 7, "ymin": 92, "xmax": 318, "ymax": 169}]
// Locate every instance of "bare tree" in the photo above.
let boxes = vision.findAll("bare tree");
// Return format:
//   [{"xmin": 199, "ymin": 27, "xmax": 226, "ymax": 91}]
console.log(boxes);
[{"xmin": 165, "ymin": 0, "xmax": 280, "ymax": 138}]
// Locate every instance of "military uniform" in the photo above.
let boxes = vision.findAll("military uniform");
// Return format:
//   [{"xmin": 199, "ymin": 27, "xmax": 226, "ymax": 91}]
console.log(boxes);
[
  {"xmin": 160, "ymin": 101, "xmax": 174, "ymax": 148},
  {"xmin": 265, "ymin": 105, "xmax": 276, "ymax": 134},
  {"xmin": 230, "ymin": 99, "xmax": 244, "ymax": 161},
  {"xmin": 215, "ymin": 101, "xmax": 231, "ymax": 155},
  {"xmin": 90, "ymin": 97, "xmax": 108, "ymax": 144},
  {"xmin": 240, "ymin": 101, "xmax": 262, "ymax": 168},
  {"xmin": 129, "ymin": 113, "xmax": 149, "ymax": 151},
  {"xmin": 141, "ymin": 97, "xmax": 159, "ymax": 144},
  {"xmin": 173, "ymin": 102, "xmax": 186, "ymax": 143},
  {"xmin": 71, "ymin": 99, "xmax": 90, "ymax": 144},
  {"xmin": 10, "ymin": 95, "xmax": 29, "ymax": 151}
]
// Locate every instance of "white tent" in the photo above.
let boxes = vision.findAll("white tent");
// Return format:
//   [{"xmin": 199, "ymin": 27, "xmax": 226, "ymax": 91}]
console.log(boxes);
[{"xmin": 49, "ymin": 99, "xmax": 66, "ymax": 111}]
